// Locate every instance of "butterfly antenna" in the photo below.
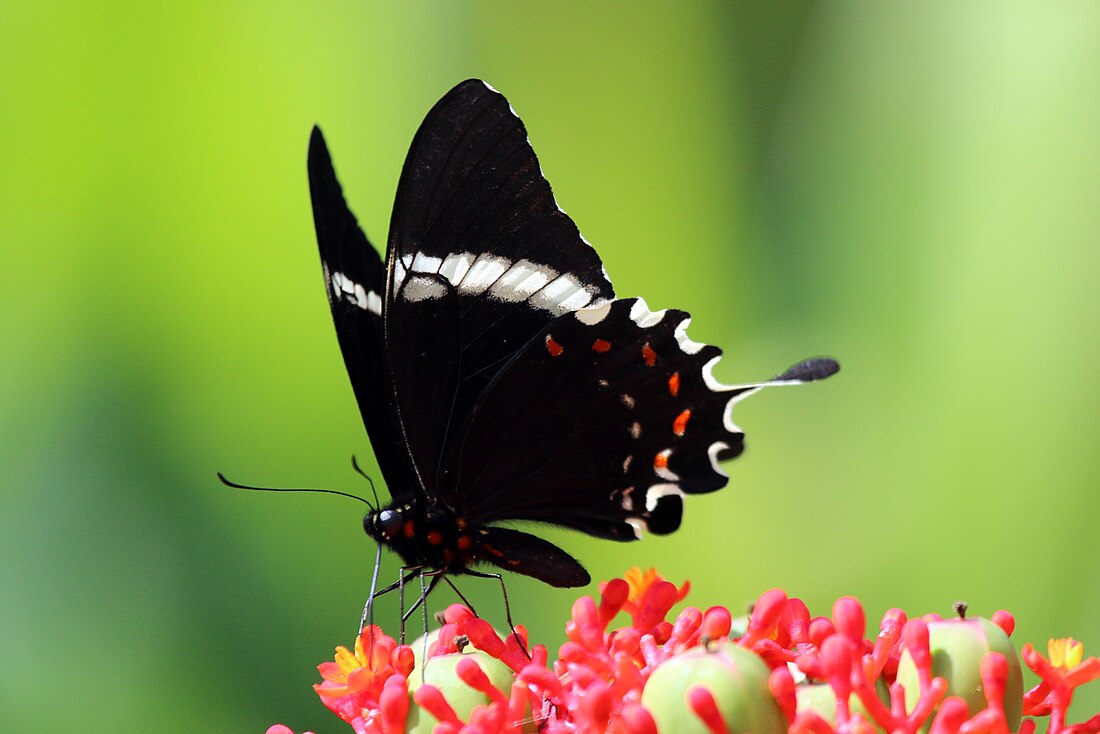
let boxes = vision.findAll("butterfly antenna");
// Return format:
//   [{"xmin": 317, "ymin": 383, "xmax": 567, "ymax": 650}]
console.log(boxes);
[
  {"xmin": 216, "ymin": 472, "xmax": 373, "ymax": 506},
  {"xmin": 350, "ymin": 455, "xmax": 381, "ymax": 510}
]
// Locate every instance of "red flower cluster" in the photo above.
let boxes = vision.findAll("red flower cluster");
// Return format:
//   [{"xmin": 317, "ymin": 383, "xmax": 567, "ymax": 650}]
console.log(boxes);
[{"xmin": 268, "ymin": 570, "xmax": 1100, "ymax": 734}]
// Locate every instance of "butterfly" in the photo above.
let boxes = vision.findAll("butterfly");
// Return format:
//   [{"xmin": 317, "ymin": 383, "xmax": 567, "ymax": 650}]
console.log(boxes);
[{"xmin": 296, "ymin": 79, "xmax": 836, "ymax": 607}]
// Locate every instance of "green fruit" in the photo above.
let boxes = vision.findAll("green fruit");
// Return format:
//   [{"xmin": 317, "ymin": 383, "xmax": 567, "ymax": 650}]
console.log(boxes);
[
  {"xmin": 641, "ymin": 643, "xmax": 785, "ymax": 734},
  {"xmin": 895, "ymin": 617, "xmax": 1023, "ymax": 731},
  {"xmin": 405, "ymin": 649, "xmax": 515, "ymax": 734},
  {"xmin": 795, "ymin": 678, "xmax": 888, "ymax": 725}
]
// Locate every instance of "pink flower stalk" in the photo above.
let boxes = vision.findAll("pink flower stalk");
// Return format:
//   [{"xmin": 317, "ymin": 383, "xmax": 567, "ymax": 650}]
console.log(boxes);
[{"xmin": 267, "ymin": 569, "xmax": 1100, "ymax": 734}]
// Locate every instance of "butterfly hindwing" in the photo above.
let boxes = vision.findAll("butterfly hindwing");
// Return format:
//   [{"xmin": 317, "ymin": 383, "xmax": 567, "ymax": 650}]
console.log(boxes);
[{"xmin": 451, "ymin": 297, "xmax": 755, "ymax": 542}]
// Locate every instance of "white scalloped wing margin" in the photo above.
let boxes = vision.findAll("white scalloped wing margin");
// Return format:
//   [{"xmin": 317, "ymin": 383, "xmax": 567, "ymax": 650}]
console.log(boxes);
[{"xmin": 630, "ymin": 297, "xmax": 761, "ymax": 482}]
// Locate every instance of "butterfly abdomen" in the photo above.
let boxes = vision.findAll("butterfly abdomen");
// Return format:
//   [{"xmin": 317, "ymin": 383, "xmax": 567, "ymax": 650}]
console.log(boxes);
[{"xmin": 363, "ymin": 499, "xmax": 592, "ymax": 587}]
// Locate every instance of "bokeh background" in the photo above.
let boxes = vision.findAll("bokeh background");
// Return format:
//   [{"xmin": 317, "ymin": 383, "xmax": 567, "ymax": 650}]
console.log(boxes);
[{"xmin": 4, "ymin": 2, "xmax": 1100, "ymax": 732}]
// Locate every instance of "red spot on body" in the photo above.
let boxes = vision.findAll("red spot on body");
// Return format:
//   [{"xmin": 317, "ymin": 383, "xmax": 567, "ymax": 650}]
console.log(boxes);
[
  {"xmin": 592, "ymin": 338, "xmax": 611, "ymax": 353},
  {"xmin": 668, "ymin": 371, "xmax": 680, "ymax": 396},
  {"xmin": 654, "ymin": 450, "xmax": 670, "ymax": 470},
  {"xmin": 641, "ymin": 343, "xmax": 657, "ymax": 367},
  {"xmin": 673, "ymin": 409, "xmax": 692, "ymax": 436},
  {"xmin": 426, "ymin": 530, "xmax": 443, "ymax": 545},
  {"xmin": 545, "ymin": 335, "xmax": 564, "ymax": 357},
  {"xmin": 457, "ymin": 535, "xmax": 472, "ymax": 551},
  {"xmin": 403, "ymin": 520, "xmax": 415, "ymax": 538}
]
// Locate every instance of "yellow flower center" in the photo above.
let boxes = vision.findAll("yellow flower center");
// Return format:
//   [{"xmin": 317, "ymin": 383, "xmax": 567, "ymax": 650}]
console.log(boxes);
[{"xmin": 1048, "ymin": 638, "xmax": 1084, "ymax": 671}]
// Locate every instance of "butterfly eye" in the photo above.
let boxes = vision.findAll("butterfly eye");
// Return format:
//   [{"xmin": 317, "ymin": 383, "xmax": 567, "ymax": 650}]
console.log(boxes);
[
  {"xmin": 365, "ymin": 509, "xmax": 403, "ymax": 541},
  {"xmin": 377, "ymin": 510, "xmax": 402, "ymax": 540}
]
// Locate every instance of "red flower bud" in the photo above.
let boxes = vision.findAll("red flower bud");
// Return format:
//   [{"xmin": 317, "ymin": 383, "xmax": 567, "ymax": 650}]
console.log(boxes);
[
  {"xmin": 689, "ymin": 685, "xmax": 731, "ymax": 734},
  {"xmin": 379, "ymin": 674, "xmax": 409, "ymax": 734},
  {"xmin": 465, "ymin": 618, "xmax": 505, "ymax": 657},
  {"xmin": 769, "ymin": 665, "xmax": 798, "ymax": 723},
  {"xmin": 704, "ymin": 606, "xmax": 733, "ymax": 641},
  {"xmin": 928, "ymin": 696, "xmax": 969, "ymax": 734},
  {"xmin": 833, "ymin": 597, "xmax": 866, "ymax": 644},
  {"xmin": 991, "ymin": 611, "xmax": 1015, "ymax": 637},
  {"xmin": 809, "ymin": 617, "xmax": 836, "ymax": 648},
  {"xmin": 620, "ymin": 702, "xmax": 658, "ymax": 734},
  {"xmin": 413, "ymin": 684, "xmax": 459, "ymax": 724},
  {"xmin": 600, "ymin": 578, "xmax": 630, "ymax": 625}
]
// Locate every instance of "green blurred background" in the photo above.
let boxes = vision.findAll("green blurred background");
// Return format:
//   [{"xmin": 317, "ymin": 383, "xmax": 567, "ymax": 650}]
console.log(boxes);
[{"xmin": 4, "ymin": 2, "xmax": 1100, "ymax": 732}]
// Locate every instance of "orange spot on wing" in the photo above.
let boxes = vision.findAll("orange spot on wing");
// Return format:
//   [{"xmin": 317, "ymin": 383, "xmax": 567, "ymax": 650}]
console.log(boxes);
[
  {"xmin": 668, "ymin": 371, "xmax": 680, "ymax": 396},
  {"xmin": 641, "ymin": 343, "xmax": 657, "ymax": 367},
  {"xmin": 545, "ymin": 335, "xmax": 564, "ymax": 357},
  {"xmin": 654, "ymin": 449, "xmax": 671, "ymax": 469},
  {"xmin": 673, "ymin": 409, "xmax": 691, "ymax": 436},
  {"xmin": 592, "ymin": 338, "xmax": 612, "ymax": 353}
]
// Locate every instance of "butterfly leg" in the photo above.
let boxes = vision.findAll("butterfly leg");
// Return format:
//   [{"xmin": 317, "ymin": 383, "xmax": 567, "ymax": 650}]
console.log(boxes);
[
  {"xmin": 463, "ymin": 568, "xmax": 531, "ymax": 660},
  {"xmin": 401, "ymin": 569, "xmax": 445, "ymax": 625},
  {"xmin": 442, "ymin": 576, "xmax": 480, "ymax": 616},
  {"xmin": 402, "ymin": 569, "xmax": 446, "ymax": 656},
  {"xmin": 359, "ymin": 565, "xmax": 426, "ymax": 644},
  {"xmin": 396, "ymin": 565, "xmax": 426, "ymax": 644},
  {"xmin": 368, "ymin": 566, "xmax": 422, "ymax": 598}
]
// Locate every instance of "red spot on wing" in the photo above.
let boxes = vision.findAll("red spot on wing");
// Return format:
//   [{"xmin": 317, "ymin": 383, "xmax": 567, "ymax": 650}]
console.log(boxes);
[
  {"xmin": 592, "ymin": 338, "xmax": 612, "ymax": 353},
  {"xmin": 545, "ymin": 335, "xmax": 564, "ymax": 357},
  {"xmin": 403, "ymin": 520, "xmax": 415, "ymax": 538},
  {"xmin": 668, "ymin": 371, "xmax": 681, "ymax": 396},
  {"xmin": 426, "ymin": 530, "xmax": 443, "ymax": 545},
  {"xmin": 673, "ymin": 409, "xmax": 692, "ymax": 436},
  {"xmin": 654, "ymin": 449, "xmax": 671, "ymax": 469},
  {"xmin": 641, "ymin": 343, "xmax": 657, "ymax": 367}
]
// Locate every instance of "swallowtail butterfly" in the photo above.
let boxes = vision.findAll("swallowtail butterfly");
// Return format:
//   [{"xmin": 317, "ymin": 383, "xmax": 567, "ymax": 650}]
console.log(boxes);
[{"xmin": 285, "ymin": 80, "xmax": 838, "ymax": 600}]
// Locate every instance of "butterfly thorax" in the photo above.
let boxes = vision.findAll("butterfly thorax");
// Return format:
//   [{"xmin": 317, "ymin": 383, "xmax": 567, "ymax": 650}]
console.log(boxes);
[{"xmin": 363, "ymin": 500, "xmax": 475, "ymax": 573}]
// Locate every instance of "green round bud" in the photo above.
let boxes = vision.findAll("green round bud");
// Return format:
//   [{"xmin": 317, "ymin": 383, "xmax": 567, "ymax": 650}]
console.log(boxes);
[
  {"xmin": 405, "ymin": 645, "xmax": 515, "ymax": 734},
  {"xmin": 895, "ymin": 616, "xmax": 1023, "ymax": 731},
  {"xmin": 641, "ymin": 642, "xmax": 785, "ymax": 734},
  {"xmin": 795, "ymin": 677, "xmax": 888, "ymax": 725}
]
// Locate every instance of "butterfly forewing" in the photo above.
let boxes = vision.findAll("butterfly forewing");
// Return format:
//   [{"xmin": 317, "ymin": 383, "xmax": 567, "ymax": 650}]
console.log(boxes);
[
  {"xmin": 308, "ymin": 128, "xmax": 417, "ymax": 493},
  {"xmin": 383, "ymin": 80, "xmax": 615, "ymax": 499}
]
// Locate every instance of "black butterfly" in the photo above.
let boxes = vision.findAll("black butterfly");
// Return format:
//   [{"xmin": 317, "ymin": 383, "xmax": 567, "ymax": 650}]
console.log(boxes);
[{"xmin": 299, "ymin": 80, "xmax": 836, "ymax": 599}]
